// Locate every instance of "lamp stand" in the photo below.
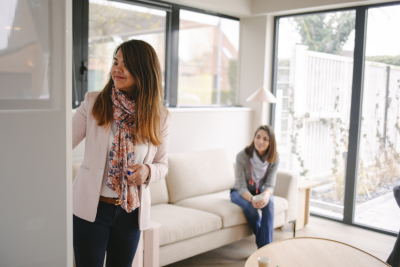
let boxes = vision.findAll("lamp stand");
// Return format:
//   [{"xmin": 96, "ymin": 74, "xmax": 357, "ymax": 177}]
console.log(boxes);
[{"xmin": 260, "ymin": 102, "xmax": 265, "ymax": 126}]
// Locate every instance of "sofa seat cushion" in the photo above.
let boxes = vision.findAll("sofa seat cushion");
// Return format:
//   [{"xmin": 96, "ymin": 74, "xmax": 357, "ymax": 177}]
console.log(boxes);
[
  {"xmin": 150, "ymin": 204, "xmax": 222, "ymax": 246},
  {"xmin": 174, "ymin": 190, "xmax": 289, "ymax": 228}
]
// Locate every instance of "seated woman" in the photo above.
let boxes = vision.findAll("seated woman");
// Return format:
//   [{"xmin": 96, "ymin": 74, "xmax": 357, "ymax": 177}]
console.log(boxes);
[{"xmin": 231, "ymin": 125, "xmax": 279, "ymax": 248}]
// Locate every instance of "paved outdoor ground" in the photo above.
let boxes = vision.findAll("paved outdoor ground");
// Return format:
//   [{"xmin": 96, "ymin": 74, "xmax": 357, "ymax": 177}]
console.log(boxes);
[
  {"xmin": 311, "ymin": 195, "xmax": 400, "ymax": 233},
  {"xmin": 355, "ymin": 197, "xmax": 400, "ymax": 233}
]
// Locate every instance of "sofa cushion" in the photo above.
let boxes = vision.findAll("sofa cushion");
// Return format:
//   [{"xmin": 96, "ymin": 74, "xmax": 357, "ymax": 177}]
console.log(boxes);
[
  {"xmin": 166, "ymin": 149, "xmax": 235, "ymax": 203},
  {"xmin": 174, "ymin": 190, "xmax": 246, "ymax": 228},
  {"xmin": 149, "ymin": 177, "xmax": 169, "ymax": 205},
  {"xmin": 174, "ymin": 190, "xmax": 289, "ymax": 228},
  {"xmin": 150, "ymin": 204, "xmax": 222, "ymax": 246}
]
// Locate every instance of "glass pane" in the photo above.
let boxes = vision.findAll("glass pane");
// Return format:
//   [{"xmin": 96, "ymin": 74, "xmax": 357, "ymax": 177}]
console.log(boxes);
[
  {"xmin": 0, "ymin": 0, "xmax": 50, "ymax": 100},
  {"xmin": 355, "ymin": 5, "xmax": 400, "ymax": 232},
  {"xmin": 88, "ymin": 0, "xmax": 166, "ymax": 92},
  {"xmin": 274, "ymin": 11, "xmax": 356, "ymax": 219},
  {"xmin": 178, "ymin": 10, "xmax": 239, "ymax": 105}
]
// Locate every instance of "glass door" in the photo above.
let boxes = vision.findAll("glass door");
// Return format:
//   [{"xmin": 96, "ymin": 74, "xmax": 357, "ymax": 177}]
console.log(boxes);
[
  {"xmin": 354, "ymin": 4, "xmax": 400, "ymax": 233},
  {"xmin": 274, "ymin": 11, "xmax": 356, "ymax": 219}
]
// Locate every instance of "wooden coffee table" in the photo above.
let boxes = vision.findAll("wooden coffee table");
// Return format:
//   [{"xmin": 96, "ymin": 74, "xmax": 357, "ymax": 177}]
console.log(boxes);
[{"xmin": 245, "ymin": 237, "xmax": 390, "ymax": 267}]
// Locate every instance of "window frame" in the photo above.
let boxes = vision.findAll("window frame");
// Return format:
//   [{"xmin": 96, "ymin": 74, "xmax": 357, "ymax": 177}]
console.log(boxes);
[
  {"xmin": 270, "ymin": 0, "xmax": 400, "ymax": 237},
  {"xmin": 72, "ymin": 0, "xmax": 240, "ymax": 108}
]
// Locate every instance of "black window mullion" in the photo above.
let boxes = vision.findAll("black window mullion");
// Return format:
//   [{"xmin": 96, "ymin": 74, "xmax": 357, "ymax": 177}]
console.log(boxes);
[
  {"xmin": 269, "ymin": 16, "xmax": 280, "ymax": 128},
  {"xmin": 72, "ymin": 0, "xmax": 88, "ymax": 108},
  {"xmin": 81, "ymin": 0, "xmax": 89, "ymax": 102},
  {"xmin": 111, "ymin": 0, "xmax": 172, "ymax": 12},
  {"xmin": 168, "ymin": 5, "xmax": 180, "ymax": 107},
  {"xmin": 72, "ymin": 0, "xmax": 83, "ymax": 108},
  {"xmin": 343, "ymin": 6, "xmax": 368, "ymax": 225},
  {"xmin": 164, "ymin": 11, "xmax": 171, "ymax": 106}
]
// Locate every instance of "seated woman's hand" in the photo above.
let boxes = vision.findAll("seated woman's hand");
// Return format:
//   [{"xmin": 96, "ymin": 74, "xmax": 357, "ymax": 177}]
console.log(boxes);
[
  {"xmin": 252, "ymin": 191, "xmax": 271, "ymax": 209},
  {"xmin": 126, "ymin": 164, "xmax": 150, "ymax": 185}
]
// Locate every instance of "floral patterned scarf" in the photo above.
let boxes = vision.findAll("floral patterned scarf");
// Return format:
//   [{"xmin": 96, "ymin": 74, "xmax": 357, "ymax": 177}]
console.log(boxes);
[{"xmin": 105, "ymin": 86, "xmax": 140, "ymax": 213}]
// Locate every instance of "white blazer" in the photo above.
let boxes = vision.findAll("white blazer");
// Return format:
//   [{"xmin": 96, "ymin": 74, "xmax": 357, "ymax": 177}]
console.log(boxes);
[{"xmin": 72, "ymin": 91, "xmax": 170, "ymax": 230}]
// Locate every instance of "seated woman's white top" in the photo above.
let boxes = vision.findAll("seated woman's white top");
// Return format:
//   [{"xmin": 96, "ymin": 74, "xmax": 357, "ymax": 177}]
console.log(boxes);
[{"xmin": 100, "ymin": 120, "xmax": 148, "ymax": 198}]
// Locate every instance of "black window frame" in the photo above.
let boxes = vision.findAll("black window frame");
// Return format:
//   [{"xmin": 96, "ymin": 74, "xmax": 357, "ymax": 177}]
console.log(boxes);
[
  {"xmin": 72, "ymin": 0, "xmax": 240, "ymax": 109},
  {"xmin": 270, "ymin": 0, "xmax": 400, "ymax": 237}
]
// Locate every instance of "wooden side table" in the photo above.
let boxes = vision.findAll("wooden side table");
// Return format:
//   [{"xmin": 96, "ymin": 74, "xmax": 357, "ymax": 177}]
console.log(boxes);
[{"xmin": 296, "ymin": 179, "xmax": 320, "ymax": 230}]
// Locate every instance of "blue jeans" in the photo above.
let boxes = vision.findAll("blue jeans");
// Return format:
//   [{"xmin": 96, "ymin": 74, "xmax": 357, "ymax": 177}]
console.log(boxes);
[
  {"xmin": 73, "ymin": 201, "xmax": 141, "ymax": 267},
  {"xmin": 230, "ymin": 190, "xmax": 274, "ymax": 248}
]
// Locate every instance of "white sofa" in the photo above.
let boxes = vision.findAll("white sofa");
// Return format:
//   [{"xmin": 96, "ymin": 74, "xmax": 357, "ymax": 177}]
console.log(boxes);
[
  {"xmin": 72, "ymin": 149, "xmax": 298, "ymax": 266},
  {"xmin": 149, "ymin": 149, "xmax": 298, "ymax": 266}
]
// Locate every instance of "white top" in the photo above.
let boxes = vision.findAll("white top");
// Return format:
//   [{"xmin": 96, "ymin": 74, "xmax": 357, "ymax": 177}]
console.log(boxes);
[{"xmin": 100, "ymin": 120, "xmax": 149, "ymax": 198}]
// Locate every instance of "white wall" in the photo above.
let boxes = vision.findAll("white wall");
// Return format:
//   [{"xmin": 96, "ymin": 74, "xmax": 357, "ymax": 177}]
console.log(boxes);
[
  {"xmin": 0, "ymin": 0, "xmax": 72, "ymax": 267},
  {"xmin": 168, "ymin": 108, "xmax": 253, "ymax": 161},
  {"xmin": 237, "ymin": 15, "xmax": 276, "ymax": 130},
  {"xmin": 73, "ymin": 108, "xmax": 254, "ymax": 163}
]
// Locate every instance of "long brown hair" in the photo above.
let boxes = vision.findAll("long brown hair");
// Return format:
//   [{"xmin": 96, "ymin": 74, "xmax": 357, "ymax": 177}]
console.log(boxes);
[
  {"xmin": 245, "ymin": 125, "xmax": 278, "ymax": 163},
  {"xmin": 92, "ymin": 40, "xmax": 168, "ymax": 146}
]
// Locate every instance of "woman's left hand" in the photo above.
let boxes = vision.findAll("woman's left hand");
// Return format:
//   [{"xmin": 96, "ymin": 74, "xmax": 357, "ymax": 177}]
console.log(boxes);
[
  {"xmin": 254, "ymin": 191, "xmax": 271, "ymax": 209},
  {"xmin": 126, "ymin": 164, "xmax": 150, "ymax": 185}
]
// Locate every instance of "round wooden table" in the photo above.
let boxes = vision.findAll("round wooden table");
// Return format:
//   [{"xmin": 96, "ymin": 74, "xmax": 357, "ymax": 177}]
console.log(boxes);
[{"xmin": 245, "ymin": 237, "xmax": 390, "ymax": 267}]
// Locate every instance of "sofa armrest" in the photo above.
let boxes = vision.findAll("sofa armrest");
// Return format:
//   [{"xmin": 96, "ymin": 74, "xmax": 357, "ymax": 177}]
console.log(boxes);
[
  {"xmin": 274, "ymin": 170, "xmax": 298, "ymax": 224},
  {"xmin": 143, "ymin": 221, "xmax": 161, "ymax": 267}
]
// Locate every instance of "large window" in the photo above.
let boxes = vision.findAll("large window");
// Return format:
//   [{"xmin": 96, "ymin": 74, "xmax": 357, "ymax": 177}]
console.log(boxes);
[
  {"xmin": 272, "ymin": 3, "xmax": 400, "ymax": 235},
  {"xmin": 178, "ymin": 10, "xmax": 239, "ymax": 105},
  {"xmin": 72, "ymin": 0, "xmax": 239, "ymax": 108},
  {"xmin": 88, "ymin": 0, "xmax": 166, "ymax": 93}
]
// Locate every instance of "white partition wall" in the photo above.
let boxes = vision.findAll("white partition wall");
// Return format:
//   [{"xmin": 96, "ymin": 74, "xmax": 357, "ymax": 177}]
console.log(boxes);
[
  {"xmin": 0, "ymin": 0, "xmax": 72, "ymax": 266},
  {"xmin": 167, "ymin": 108, "xmax": 253, "ymax": 161},
  {"xmin": 73, "ymin": 108, "xmax": 254, "ymax": 163}
]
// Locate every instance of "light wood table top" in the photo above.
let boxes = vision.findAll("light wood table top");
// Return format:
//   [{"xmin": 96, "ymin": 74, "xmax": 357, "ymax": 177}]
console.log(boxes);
[
  {"xmin": 298, "ymin": 179, "xmax": 321, "ymax": 190},
  {"xmin": 245, "ymin": 237, "xmax": 390, "ymax": 267}
]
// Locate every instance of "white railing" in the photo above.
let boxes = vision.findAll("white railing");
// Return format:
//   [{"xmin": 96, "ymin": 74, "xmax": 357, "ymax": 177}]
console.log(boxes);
[{"xmin": 275, "ymin": 44, "xmax": 400, "ymax": 179}]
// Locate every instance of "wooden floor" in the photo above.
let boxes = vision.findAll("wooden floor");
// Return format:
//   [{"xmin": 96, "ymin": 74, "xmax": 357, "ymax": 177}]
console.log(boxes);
[{"xmin": 165, "ymin": 216, "xmax": 397, "ymax": 267}]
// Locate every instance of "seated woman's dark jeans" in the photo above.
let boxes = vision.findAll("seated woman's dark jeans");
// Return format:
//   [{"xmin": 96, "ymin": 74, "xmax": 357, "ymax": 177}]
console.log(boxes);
[
  {"xmin": 73, "ymin": 201, "xmax": 141, "ymax": 267},
  {"xmin": 230, "ymin": 190, "xmax": 274, "ymax": 248}
]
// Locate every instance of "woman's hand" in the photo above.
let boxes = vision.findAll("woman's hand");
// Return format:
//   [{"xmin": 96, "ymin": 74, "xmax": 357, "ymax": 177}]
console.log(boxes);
[
  {"xmin": 126, "ymin": 164, "xmax": 150, "ymax": 185},
  {"xmin": 252, "ymin": 191, "xmax": 271, "ymax": 209}
]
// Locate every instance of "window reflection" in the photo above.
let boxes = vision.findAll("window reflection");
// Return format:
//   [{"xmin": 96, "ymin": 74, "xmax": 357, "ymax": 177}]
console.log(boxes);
[{"xmin": 0, "ymin": 0, "xmax": 50, "ymax": 101}]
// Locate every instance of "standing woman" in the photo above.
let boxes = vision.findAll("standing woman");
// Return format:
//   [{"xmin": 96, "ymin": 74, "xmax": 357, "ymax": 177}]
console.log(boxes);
[
  {"xmin": 72, "ymin": 40, "xmax": 170, "ymax": 267},
  {"xmin": 231, "ymin": 125, "xmax": 279, "ymax": 248}
]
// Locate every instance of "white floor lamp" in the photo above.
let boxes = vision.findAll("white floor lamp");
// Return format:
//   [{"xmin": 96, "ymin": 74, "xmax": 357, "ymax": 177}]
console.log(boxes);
[{"xmin": 246, "ymin": 86, "xmax": 277, "ymax": 126}]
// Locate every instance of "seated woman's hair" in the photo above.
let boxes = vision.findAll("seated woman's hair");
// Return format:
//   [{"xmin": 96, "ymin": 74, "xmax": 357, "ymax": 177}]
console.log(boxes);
[
  {"xmin": 245, "ymin": 125, "xmax": 278, "ymax": 163},
  {"xmin": 92, "ymin": 40, "xmax": 167, "ymax": 146}
]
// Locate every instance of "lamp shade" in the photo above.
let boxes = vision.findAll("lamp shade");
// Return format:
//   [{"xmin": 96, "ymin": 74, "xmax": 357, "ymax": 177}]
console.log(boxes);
[{"xmin": 246, "ymin": 86, "xmax": 277, "ymax": 103}]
